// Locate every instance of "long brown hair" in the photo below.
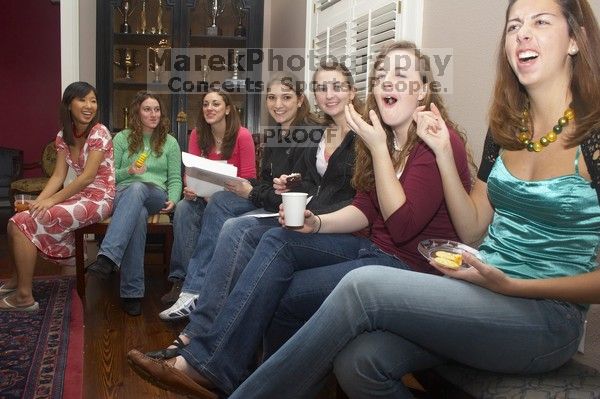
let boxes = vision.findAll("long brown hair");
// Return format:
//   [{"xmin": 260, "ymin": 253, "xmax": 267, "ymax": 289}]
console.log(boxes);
[
  {"xmin": 59, "ymin": 81, "xmax": 99, "ymax": 146},
  {"xmin": 266, "ymin": 72, "xmax": 317, "ymax": 127},
  {"xmin": 352, "ymin": 41, "xmax": 473, "ymax": 192},
  {"xmin": 489, "ymin": 0, "xmax": 600, "ymax": 149},
  {"xmin": 311, "ymin": 59, "xmax": 364, "ymax": 125},
  {"xmin": 127, "ymin": 91, "xmax": 170, "ymax": 157},
  {"xmin": 196, "ymin": 89, "xmax": 241, "ymax": 160}
]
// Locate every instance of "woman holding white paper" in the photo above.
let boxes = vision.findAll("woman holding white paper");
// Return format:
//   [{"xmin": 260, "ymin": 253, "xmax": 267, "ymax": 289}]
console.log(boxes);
[
  {"xmin": 159, "ymin": 73, "xmax": 317, "ymax": 318},
  {"xmin": 162, "ymin": 89, "xmax": 256, "ymax": 305}
]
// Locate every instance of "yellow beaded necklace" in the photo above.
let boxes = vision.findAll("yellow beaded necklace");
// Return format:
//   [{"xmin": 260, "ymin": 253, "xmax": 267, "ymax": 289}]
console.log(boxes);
[{"xmin": 517, "ymin": 108, "xmax": 575, "ymax": 152}]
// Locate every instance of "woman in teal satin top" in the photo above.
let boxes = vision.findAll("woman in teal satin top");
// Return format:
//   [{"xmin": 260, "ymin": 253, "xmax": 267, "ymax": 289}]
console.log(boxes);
[{"xmin": 223, "ymin": 1, "xmax": 600, "ymax": 398}]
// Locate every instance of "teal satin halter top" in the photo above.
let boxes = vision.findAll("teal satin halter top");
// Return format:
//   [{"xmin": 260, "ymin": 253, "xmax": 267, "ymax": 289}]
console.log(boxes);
[{"xmin": 478, "ymin": 149, "xmax": 600, "ymax": 280}]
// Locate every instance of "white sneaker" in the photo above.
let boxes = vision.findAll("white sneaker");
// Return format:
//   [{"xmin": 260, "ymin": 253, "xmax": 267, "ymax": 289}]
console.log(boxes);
[{"xmin": 159, "ymin": 292, "xmax": 199, "ymax": 320}]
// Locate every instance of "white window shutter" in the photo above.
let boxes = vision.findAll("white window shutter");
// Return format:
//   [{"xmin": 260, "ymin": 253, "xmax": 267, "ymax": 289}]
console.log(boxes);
[{"xmin": 307, "ymin": 0, "xmax": 423, "ymax": 102}]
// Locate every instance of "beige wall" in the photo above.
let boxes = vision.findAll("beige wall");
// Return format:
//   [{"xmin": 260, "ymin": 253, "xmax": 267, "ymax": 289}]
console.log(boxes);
[
  {"xmin": 422, "ymin": 0, "xmax": 503, "ymax": 160},
  {"xmin": 423, "ymin": 0, "xmax": 600, "ymax": 161},
  {"xmin": 267, "ymin": 0, "xmax": 307, "ymax": 48},
  {"xmin": 260, "ymin": 0, "xmax": 308, "ymax": 126},
  {"xmin": 79, "ymin": 0, "xmax": 96, "ymax": 86}
]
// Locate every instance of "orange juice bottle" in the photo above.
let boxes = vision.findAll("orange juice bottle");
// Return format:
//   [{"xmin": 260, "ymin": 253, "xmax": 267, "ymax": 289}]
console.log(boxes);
[{"xmin": 15, "ymin": 202, "xmax": 30, "ymax": 212}]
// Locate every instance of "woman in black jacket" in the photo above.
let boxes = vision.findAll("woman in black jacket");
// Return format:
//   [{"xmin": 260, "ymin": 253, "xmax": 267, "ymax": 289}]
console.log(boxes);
[
  {"xmin": 147, "ymin": 61, "xmax": 361, "ymax": 358},
  {"xmin": 158, "ymin": 72, "xmax": 319, "ymax": 319}
]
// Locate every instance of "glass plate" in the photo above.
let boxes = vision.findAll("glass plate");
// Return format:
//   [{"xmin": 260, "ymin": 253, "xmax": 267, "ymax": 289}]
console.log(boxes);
[{"xmin": 417, "ymin": 239, "xmax": 482, "ymax": 269}]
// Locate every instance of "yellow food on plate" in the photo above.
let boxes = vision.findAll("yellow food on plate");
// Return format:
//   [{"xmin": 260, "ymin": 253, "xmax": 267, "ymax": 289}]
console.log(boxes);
[
  {"xmin": 433, "ymin": 256, "xmax": 461, "ymax": 270},
  {"xmin": 434, "ymin": 250, "xmax": 462, "ymax": 264}
]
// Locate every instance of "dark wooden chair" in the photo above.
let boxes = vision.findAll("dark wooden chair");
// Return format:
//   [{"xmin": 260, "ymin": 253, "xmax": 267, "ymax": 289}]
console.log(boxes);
[{"xmin": 74, "ymin": 213, "xmax": 173, "ymax": 298}]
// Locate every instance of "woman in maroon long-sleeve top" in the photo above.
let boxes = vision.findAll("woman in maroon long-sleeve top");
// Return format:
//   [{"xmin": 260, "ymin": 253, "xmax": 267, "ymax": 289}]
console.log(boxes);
[{"xmin": 127, "ymin": 41, "xmax": 473, "ymax": 398}]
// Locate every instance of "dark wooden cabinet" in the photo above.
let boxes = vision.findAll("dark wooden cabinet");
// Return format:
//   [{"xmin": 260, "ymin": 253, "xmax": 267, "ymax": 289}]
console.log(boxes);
[{"xmin": 96, "ymin": 0, "xmax": 264, "ymax": 149}]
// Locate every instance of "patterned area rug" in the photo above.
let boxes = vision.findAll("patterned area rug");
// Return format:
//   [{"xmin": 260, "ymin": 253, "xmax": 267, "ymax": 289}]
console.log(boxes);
[{"xmin": 0, "ymin": 276, "xmax": 77, "ymax": 399}]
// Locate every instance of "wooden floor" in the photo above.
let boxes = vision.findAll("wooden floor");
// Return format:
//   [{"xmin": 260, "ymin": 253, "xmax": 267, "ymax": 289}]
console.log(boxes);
[
  {"xmin": 0, "ymin": 230, "xmax": 187, "ymax": 399},
  {"xmin": 0, "ymin": 217, "xmax": 422, "ymax": 398},
  {"xmin": 82, "ymin": 243, "xmax": 189, "ymax": 399}
]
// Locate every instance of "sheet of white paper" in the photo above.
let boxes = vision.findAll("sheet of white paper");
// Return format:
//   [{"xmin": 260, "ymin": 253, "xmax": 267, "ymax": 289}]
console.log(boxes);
[
  {"xmin": 182, "ymin": 152, "xmax": 244, "ymax": 197},
  {"xmin": 246, "ymin": 213, "xmax": 279, "ymax": 218}
]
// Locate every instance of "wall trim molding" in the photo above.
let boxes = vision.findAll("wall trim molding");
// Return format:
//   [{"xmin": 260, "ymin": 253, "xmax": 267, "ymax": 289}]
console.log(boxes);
[{"xmin": 60, "ymin": 1, "xmax": 79, "ymax": 92}]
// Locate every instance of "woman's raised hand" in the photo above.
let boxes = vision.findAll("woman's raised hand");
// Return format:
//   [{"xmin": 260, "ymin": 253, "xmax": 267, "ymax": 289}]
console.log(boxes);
[
  {"xmin": 345, "ymin": 104, "xmax": 388, "ymax": 153},
  {"xmin": 413, "ymin": 103, "xmax": 451, "ymax": 156}
]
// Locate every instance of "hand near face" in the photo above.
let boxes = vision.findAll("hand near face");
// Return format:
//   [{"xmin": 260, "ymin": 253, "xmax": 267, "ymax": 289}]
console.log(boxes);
[
  {"xmin": 413, "ymin": 102, "xmax": 451, "ymax": 156},
  {"xmin": 344, "ymin": 104, "xmax": 388, "ymax": 153}
]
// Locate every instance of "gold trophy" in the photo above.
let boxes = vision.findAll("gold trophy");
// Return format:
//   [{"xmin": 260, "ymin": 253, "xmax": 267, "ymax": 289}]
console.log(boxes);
[
  {"xmin": 150, "ymin": 59, "xmax": 162, "ymax": 83},
  {"xmin": 225, "ymin": 49, "xmax": 245, "ymax": 88},
  {"xmin": 116, "ymin": 0, "xmax": 136, "ymax": 34},
  {"xmin": 137, "ymin": 0, "xmax": 147, "ymax": 34},
  {"xmin": 123, "ymin": 106, "xmax": 130, "ymax": 129},
  {"xmin": 205, "ymin": 0, "xmax": 225, "ymax": 36},
  {"xmin": 149, "ymin": 39, "xmax": 170, "ymax": 83},
  {"xmin": 114, "ymin": 48, "xmax": 141, "ymax": 79},
  {"xmin": 156, "ymin": 0, "xmax": 166, "ymax": 35},
  {"xmin": 233, "ymin": 0, "xmax": 247, "ymax": 37}
]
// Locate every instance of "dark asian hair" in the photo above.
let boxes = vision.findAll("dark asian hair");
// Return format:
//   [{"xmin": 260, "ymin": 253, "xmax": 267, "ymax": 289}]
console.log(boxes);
[{"xmin": 59, "ymin": 81, "xmax": 99, "ymax": 146}]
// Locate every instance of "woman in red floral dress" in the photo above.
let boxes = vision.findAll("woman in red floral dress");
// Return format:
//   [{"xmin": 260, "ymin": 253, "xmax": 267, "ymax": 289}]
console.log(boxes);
[{"xmin": 0, "ymin": 81, "xmax": 116, "ymax": 311}]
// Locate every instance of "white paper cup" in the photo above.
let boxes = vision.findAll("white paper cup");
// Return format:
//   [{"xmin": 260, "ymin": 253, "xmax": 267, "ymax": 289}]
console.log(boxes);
[{"xmin": 281, "ymin": 192, "xmax": 308, "ymax": 228}]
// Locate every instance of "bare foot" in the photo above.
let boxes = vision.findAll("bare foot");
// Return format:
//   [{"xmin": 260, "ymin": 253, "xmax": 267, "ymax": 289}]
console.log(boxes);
[
  {"xmin": 0, "ymin": 279, "xmax": 18, "ymax": 290},
  {"xmin": 172, "ymin": 356, "xmax": 210, "ymax": 386},
  {"xmin": 166, "ymin": 334, "xmax": 190, "ymax": 350},
  {"xmin": 0, "ymin": 294, "xmax": 36, "ymax": 309}
]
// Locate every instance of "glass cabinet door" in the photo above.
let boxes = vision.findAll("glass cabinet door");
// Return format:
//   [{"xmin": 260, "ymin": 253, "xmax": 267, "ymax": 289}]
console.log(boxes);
[{"xmin": 97, "ymin": 0, "xmax": 263, "ymax": 145}]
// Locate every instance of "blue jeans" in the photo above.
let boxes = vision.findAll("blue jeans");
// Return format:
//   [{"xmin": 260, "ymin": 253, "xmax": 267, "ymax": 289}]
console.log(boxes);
[
  {"xmin": 263, "ymin": 260, "xmax": 373, "ymax": 358},
  {"xmin": 99, "ymin": 182, "xmax": 167, "ymax": 298},
  {"xmin": 182, "ymin": 215, "xmax": 280, "ymax": 337},
  {"xmin": 230, "ymin": 266, "xmax": 585, "ymax": 399},
  {"xmin": 177, "ymin": 191, "xmax": 257, "ymax": 289},
  {"xmin": 178, "ymin": 230, "xmax": 409, "ymax": 394},
  {"xmin": 168, "ymin": 197, "xmax": 207, "ymax": 282}
]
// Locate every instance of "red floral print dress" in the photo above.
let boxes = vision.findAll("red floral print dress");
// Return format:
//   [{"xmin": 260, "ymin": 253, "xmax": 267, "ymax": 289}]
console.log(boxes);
[{"xmin": 10, "ymin": 124, "xmax": 116, "ymax": 262}]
